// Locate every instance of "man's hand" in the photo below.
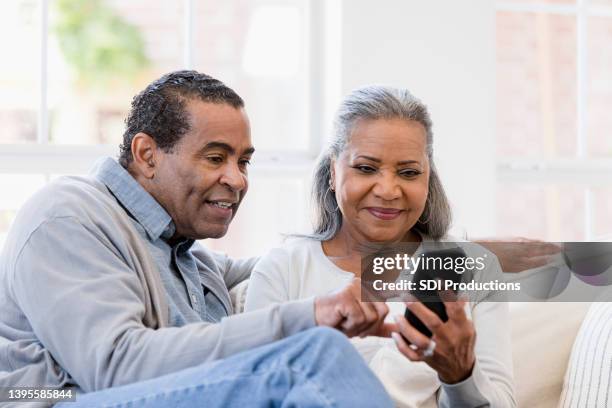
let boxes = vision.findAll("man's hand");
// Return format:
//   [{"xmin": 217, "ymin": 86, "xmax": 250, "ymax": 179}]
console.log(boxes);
[
  {"xmin": 476, "ymin": 237, "xmax": 562, "ymax": 272},
  {"xmin": 314, "ymin": 279, "xmax": 396, "ymax": 338}
]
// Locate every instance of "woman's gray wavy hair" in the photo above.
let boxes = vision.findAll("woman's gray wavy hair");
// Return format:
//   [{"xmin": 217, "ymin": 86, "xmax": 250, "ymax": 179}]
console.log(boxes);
[{"xmin": 310, "ymin": 85, "xmax": 452, "ymax": 241}]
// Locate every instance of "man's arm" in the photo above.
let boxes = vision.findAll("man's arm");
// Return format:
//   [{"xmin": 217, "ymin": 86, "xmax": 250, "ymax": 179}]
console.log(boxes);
[
  {"xmin": 11, "ymin": 217, "xmax": 315, "ymax": 392},
  {"xmin": 198, "ymin": 247, "xmax": 258, "ymax": 291}
]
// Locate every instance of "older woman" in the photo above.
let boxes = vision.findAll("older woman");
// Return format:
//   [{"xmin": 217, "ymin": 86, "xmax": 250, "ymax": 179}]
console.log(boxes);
[{"xmin": 245, "ymin": 85, "xmax": 516, "ymax": 407}]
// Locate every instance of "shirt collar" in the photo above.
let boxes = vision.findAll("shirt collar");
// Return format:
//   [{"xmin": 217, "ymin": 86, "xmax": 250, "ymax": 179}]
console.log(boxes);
[{"xmin": 91, "ymin": 157, "xmax": 176, "ymax": 241}]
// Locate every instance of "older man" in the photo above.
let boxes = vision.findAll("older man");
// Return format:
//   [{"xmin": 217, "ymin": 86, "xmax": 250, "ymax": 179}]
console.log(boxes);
[{"xmin": 0, "ymin": 71, "xmax": 393, "ymax": 407}]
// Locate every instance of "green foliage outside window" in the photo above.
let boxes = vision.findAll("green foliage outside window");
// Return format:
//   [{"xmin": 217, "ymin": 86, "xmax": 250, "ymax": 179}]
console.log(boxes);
[{"xmin": 53, "ymin": 0, "xmax": 149, "ymax": 87}]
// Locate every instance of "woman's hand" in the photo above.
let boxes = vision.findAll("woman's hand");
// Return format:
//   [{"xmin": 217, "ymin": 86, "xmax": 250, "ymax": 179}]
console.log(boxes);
[{"xmin": 391, "ymin": 299, "xmax": 476, "ymax": 384}]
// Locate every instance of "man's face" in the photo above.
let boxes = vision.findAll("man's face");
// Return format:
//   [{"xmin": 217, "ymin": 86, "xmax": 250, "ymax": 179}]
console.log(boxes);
[{"xmin": 151, "ymin": 100, "xmax": 253, "ymax": 240}]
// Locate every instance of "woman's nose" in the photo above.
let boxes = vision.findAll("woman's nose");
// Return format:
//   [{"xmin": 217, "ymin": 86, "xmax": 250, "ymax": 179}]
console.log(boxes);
[{"xmin": 372, "ymin": 173, "xmax": 401, "ymax": 201}]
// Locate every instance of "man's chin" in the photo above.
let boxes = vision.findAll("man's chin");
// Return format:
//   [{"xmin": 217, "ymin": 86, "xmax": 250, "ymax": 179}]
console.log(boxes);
[{"xmin": 194, "ymin": 226, "xmax": 230, "ymax": 240}]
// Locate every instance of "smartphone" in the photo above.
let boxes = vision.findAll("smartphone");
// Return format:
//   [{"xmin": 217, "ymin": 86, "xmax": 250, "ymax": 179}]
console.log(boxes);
[{"xmin": 403, "ymin": 247, "xmax": 467, "ymax": 338}]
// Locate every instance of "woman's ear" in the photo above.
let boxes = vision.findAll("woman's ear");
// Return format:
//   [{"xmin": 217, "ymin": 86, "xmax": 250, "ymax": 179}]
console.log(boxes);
[{"xmin": 329, "ymin": 157, "xmax": 336, "ymax": 191}]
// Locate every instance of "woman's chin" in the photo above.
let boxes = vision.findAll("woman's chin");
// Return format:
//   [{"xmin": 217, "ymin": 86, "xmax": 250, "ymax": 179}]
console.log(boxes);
[
  {"xmin": 359, "ymin": 226, "xmax": 420, "ymax": 244},
  {"xmin": 362, "ymin": 231, "xmax": 406, "ymax": 244}
]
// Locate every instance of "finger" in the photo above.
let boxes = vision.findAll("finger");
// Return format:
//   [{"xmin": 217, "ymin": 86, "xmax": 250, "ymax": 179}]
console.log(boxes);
[
  {"xmin": 374, "ymin": 322, "xmax": 399, "ymax": 338},
  {"xmin": 438, "ymin": 289, "xmax": 458, "ymax": 303},
  {"xmin": 523, "ymin": 242, "xmax": 560, "ymax": 258},
  {"xmin": 516, "ymin": 237, "xmax": 539, "ymax": 243},
  {"xmin": 391, "ymin": 332, "xmax": 422, "ymax": 361},
  {"xmin": 354, "ymin": 302, "xmax": 389, "ymax": 337},
  {"xmin": 442, "ymin": 298, "xmax": 467, "ymax": 321},
  {"xmin": 340, "ymin": 297, "xmax": 367, "ymax": 335},
  {"xmin": 520, "ymin": 254, "xmax": 554, "ymax": 270},
  {"xmin": 372, "ymin": 301, "xmax": 390, "ymax": 320},
  {"xmin": 359, "ymin": 300, "xmax": 380, "ymax": 328},
  {"xmin": 405, "ymin": 301, "xmax": 444, "ymax": 335},
  {"xmin": 530, "ymin": 241, "xmax": 562, "ymax": 255},
  {"xmin": 349, "ymin": 278, "xmax": 362, "ymax": 297},
  {"xmin": 504, "ymin": 254, "xmax": 555, "ymax": 273},
  {"xmin": 359, "ymin": 302, "xmax": 390, "ymax": 336},
  {"xmin": 393, "ymin": 314, "xmax": 431, "ymax": 349}
]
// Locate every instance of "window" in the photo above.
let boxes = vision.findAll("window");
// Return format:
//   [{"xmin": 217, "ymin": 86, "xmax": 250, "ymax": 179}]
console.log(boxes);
[
  {"xmin": 496, "ymin": 0, "xmax": 612, "ymax": 240},
  {"xmin": 0, "ymin": 0, "xmax": 333, "ymax": 255}
]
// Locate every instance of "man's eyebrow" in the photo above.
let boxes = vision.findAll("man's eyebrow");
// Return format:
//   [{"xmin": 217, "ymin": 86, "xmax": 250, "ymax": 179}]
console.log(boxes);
[{"xmin": 198, "ymin": 142, "xmax": 255, "ymax": 156}]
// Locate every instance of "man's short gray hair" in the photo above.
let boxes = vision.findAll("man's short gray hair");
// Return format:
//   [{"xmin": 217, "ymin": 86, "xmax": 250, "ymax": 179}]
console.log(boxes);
[{"xmin": 310, "ymin": 85, "xmax": 452, "ymax": 241}]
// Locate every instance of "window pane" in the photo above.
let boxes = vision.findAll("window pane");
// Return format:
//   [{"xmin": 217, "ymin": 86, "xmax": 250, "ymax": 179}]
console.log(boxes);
[
  {"xmin": 0, "ymin": 174, "xmax": 46, "ymax": 251},
  {"xmin": 592, "ymin": 187, "xmax": 612, "ymax": 239},
  {"xmin": 48, "ymin": 0, "xmax": 184, "ymax": 145},
  {"xmin": 193, "ymin": 0, "xmax": 309, "ymax": 151},
  {"xmin": 587, "ymin": 17, "xmax": 612, "ymax": 157},
  {"xmin": 496, "ymin": 12, "xmax": 577, "ymax": 158},
  {"xmin": 496, "ymin": 183, "xmax": 585, "ymax": 240},
  {"xmin": 0, "ymin": 0, "xmax": 40, "ymax": 144},
  {"xmin": 204, "ymin": 173, "xmax": 311, "ymax": 258}
]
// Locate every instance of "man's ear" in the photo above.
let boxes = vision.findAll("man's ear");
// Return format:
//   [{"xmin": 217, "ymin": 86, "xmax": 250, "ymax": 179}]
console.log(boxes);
[{"xmin": 130, "ymin": 132, "xmax": 158, "ymax": 179}]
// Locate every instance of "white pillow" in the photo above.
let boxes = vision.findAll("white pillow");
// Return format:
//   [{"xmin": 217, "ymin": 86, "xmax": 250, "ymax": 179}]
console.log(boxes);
[{"xmin": 559, "ymin": 302, "xmax": 612, "ymax": 408}]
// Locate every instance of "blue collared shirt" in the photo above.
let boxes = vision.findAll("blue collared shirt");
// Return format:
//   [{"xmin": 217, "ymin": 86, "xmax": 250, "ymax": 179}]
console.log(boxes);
[{"xmin": 95, "ymin": 158, "xmax": 227, "ymax": 325}]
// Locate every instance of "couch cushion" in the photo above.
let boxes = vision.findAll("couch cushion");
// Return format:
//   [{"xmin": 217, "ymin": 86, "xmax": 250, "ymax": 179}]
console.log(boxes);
[{"xmin": 511, "ymin": 302, "xmax": 591, "ymax": 408}]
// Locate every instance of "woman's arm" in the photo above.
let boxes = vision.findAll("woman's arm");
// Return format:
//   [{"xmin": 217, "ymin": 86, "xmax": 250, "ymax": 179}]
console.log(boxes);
[
  {"xmin": 437, "ymin": 300, "xmax": 517, "ymax": 408},
  {"xmin": 244, "ymin": 247, "xmax": 292, "ymax": 311}
]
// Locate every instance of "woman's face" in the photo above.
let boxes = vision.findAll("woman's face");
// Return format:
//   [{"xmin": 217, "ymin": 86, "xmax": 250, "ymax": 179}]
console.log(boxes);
[{"xmin": 331, "ymin": 118, "xmax": 430, "ymax": 243}]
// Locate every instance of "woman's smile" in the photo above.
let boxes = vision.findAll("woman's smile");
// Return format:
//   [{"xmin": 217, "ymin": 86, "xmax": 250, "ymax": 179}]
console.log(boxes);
[{"xmin": 365, "ymin": 207, "xmax": 404, "ymax": 221}]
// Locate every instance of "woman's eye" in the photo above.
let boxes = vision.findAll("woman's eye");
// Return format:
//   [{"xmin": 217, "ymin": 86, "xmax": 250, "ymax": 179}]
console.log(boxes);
[
  {"xmin": 355, "ymin": 165, "xmax": 376, "ymax": 174},
  {"xmin": 399, "ymin": 169, "xmax": 421, "ymax": 178}
]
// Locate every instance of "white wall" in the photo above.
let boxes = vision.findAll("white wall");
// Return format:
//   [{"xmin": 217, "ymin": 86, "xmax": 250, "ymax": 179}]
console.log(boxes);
[{"xmin": 339, "ymin": 0, "xmax": 497, "ymax": 237}]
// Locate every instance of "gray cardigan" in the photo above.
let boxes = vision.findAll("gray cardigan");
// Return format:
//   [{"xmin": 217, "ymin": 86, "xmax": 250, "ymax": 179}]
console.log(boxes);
[{"xmin": 0, "ymin": 172, "xmax": 315, "ymax": 401}]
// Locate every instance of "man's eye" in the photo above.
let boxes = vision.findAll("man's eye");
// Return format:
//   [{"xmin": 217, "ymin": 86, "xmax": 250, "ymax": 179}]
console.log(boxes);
[
  {"xmin": 355, "ymin": 165, "xmax": 376, "ymax": 174},
  {"xmin": 207, "ymin": 156, "xmax": 224, "ymax": 164},
  {"xmin": 239, "ymin": 159, "xmax": 251, "ymax": 167}
]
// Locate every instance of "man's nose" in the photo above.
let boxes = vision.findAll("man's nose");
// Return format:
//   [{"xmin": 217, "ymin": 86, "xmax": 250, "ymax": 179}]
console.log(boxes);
[{"xmin": 220, "ymin": 162, "xmax": 247, "ymax": 192}]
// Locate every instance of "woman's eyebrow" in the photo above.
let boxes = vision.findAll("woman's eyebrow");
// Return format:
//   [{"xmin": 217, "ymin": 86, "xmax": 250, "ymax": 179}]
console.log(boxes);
[
  {"xmin": 355, "ymin": 155, "xmax": 420, "ymax": 166},
  {"xmin": 356, "ymin": 155, "xmax": 381, "ymax": 163}
]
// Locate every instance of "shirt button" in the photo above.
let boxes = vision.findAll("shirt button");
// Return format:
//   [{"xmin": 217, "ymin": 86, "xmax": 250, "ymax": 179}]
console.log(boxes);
[{"xmin": 191, "ymin": 293, "xmax": 198, "ymax": 304}]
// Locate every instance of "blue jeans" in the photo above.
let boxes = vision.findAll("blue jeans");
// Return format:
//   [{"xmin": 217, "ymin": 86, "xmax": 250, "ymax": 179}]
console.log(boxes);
[{"xmin": 57, "ymin": 327, "xmax": 393, "ymax": 407}]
